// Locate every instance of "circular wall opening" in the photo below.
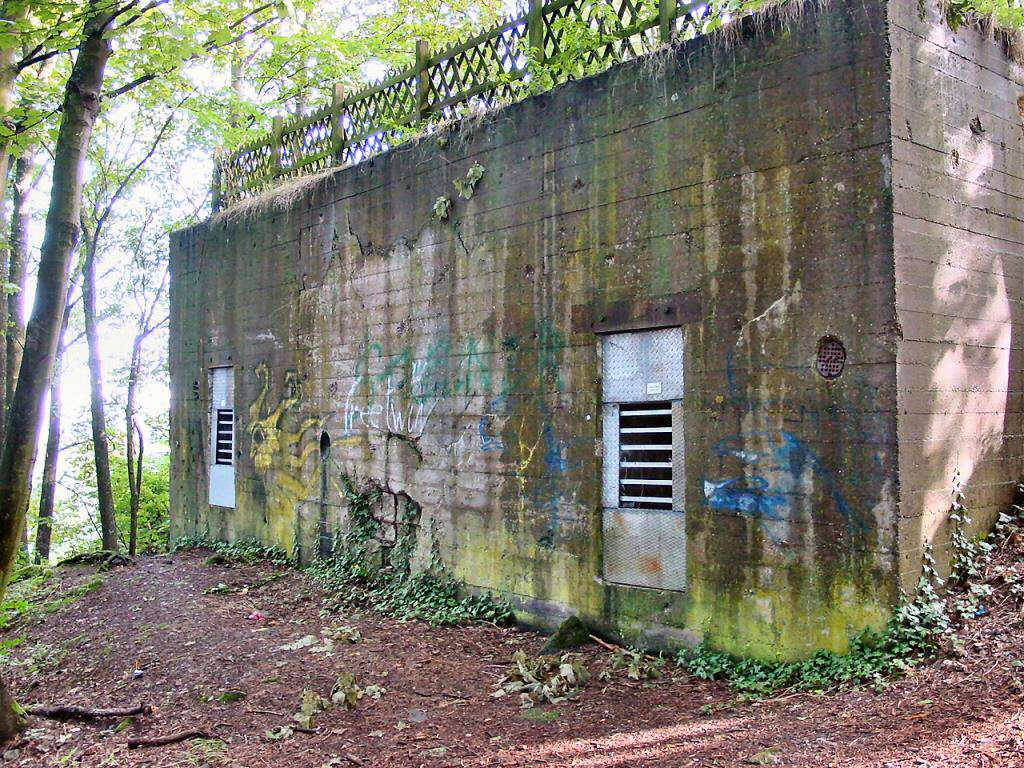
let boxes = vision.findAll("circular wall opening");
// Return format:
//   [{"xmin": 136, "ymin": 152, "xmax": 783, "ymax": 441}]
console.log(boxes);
[{"xmin": 815, "ymin": 337, "xmax": 846, "ymax": 380}]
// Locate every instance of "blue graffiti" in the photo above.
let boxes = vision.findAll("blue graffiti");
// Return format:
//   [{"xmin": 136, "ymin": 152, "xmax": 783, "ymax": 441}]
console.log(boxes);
[
  {"xmin": 703, "ymin": 477, "xmax": 787, "ymax": 520},
  {"xmin": 543, "ymin": 421, "xmax": 569, "ymax": 474},
  {"xmin": 703, "ymin": 430, "xmax": 862, "ymax": 535},
  {"xmin": 478, "ymin": 396, "xmax": 507, "ymax": 452}
]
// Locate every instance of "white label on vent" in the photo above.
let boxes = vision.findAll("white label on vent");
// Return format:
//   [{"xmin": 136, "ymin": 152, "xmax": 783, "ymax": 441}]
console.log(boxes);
[{"xmin": 646, "ymin": 382, "xmax": 662, "ymax": 395}]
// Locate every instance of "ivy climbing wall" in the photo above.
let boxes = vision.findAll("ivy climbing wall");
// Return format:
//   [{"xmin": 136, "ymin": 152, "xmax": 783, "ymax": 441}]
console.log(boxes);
[{"xmin": 169, "ymin": 0, "xmax": 1022, "ymax": 660}]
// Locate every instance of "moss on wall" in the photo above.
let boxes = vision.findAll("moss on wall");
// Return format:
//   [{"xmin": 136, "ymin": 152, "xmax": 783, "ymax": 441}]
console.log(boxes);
[{"xmin": 167, "ymin": 0, "xmax": 945, "ymax": 661}]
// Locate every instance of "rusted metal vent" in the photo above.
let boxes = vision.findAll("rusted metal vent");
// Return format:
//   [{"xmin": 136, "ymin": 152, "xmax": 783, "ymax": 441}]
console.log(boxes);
[{"xmin": 816, "ymin": 337, "xmax": 846, "ymax": 379}]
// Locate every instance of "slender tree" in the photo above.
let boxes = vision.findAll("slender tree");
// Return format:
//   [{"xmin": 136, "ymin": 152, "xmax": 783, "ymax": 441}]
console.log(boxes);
[
  {"xmin": 35, "ymin": 294, "xmax": 76, "ymax": 565},
  {"xmin": 0, "ymin": 0, "xmax": 114, "ymax": 739},
  {"xmin": 80, "ymin": 220, "xmax": 118, "ymax": 552},
  {"xmin": 5, "ymin": 152, "xmax": 34, "ymax": 412},
  {"xmin": 78, "ymin": 110, "xmax": 173, "ymax": 553},
  {"xmin": 125, "ymin": 269, "xmax": 167, "ymax": 556}
]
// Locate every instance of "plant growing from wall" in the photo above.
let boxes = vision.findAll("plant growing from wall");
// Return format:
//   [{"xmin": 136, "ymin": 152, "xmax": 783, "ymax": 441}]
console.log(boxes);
[
  {"xmin": 453, "ymin": 162, "xmax": 485, "ymax": 199},
  {"xmin": 307, "ymin": 476, "xmax": 512, "ymax": 625},
  {"xmin": 432, "ymin": 195, "xmax": 452, "ymax": 221},
  {"xmin": 944, "ymin": 0, "xmax": 1024, "ymax": 33}
]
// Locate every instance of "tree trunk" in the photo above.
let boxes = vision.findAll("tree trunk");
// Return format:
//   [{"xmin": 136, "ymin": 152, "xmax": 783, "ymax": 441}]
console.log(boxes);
[
  {"xmin": 35, "ymin": 369, "xmax": 60, "ymax": 565},
  {"xmin": 0, "ymin": 1, "xmax": 112, "ymax": 743},
  {"xmin": 126, "ymin": 332, "xmax": 142, "ymax": 556},
  {"xmin": 5, "ymin": 154, "xmax": 32, "ymax": 414},
  {"xmin": 0, "ymin": 209, "xmax": 8, "ymax": 443},
  {"xmin": 82, "ymin": 234, "xmax": 117, "ymax": 553},
  {"xmin": 0, "ymin": 6, "xmax": 27, "ymax": 392},
  {"xmin": 35, "ymin": 326, "xmax": 68, "ymax": 566},
  {"xmin": 0, "ymin": 679, "xmax": 21, "ymax": 740},
  {"xmin": 129, "ymin": 422, "xmax": 143, "ymax": 556}
]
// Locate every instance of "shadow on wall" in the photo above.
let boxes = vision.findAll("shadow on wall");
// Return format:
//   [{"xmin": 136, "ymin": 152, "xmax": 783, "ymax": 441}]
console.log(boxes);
[{"xmin": 898, "ymin": 22, "xmax": 1024, "ymax": 583}]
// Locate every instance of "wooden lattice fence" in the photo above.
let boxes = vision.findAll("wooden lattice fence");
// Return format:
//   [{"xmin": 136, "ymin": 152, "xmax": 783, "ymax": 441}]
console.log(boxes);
[{"xmin": 214, "ymin": 0, "xmax": 709, "ymax": 209}]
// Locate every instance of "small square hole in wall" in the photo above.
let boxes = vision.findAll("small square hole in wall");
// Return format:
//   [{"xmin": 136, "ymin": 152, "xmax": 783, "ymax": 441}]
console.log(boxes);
[{"xmin": 816, "ymin": 337, "xmax": 846, "ymax": 380}]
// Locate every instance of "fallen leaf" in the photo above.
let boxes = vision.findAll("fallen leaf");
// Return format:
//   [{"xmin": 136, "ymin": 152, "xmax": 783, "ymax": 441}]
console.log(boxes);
[
  {"xmin": 266, "ymin": 725, "xmax": 294, "ymax": 740},
  {"xmin": 278, "ymin": 634, "xmax": 318, "ymax": 651}
]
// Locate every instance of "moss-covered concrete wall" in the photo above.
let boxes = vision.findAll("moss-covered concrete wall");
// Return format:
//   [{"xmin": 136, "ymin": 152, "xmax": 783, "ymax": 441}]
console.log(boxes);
[
  {"xmin": 171, "ymin": 0, "xmax": 905, "ymax": 660},
  {"xmin": 891, "ymin": 1, "xmax": 1024, "ymax": 587}
]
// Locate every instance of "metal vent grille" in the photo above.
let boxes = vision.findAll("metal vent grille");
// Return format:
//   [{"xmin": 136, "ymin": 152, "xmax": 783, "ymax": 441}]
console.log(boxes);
[
  {"xmin": 618, "ymin": 402, "xmax": 673, "ymax": 510},
  {"xmin": 214, "ymin": 409, "xmax": 234, "ymax": 465},
  {"xmin": 816, "ymin": 337, "xmax": 846, "ymax": 379}
]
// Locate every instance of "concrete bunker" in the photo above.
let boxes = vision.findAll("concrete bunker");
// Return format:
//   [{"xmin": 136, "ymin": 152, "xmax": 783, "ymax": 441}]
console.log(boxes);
[{"xmin": 169, "ymin": 0, "xmax": 1024, "ymax": 659}]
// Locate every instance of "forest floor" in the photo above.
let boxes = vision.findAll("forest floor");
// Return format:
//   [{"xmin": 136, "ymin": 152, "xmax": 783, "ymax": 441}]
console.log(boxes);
[{"xmin": 1, "ymin": 550, "xmax": 1024, "ymax": 768}]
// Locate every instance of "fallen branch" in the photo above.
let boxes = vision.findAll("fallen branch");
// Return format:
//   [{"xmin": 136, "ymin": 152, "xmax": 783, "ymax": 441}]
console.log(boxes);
[
  {"xmin": 411, "ymin": 688, "xmax": 468, "ymax": 700},
  {"xmin": 28, "ymin": 703, "xmax": 151, "ymax": 721},
  {"xmin": 56, "ymin": 550, "xmax": 134, "ymax": 573},
  {"xmin": 588, "ymin": 633, "xmax": 662, "ymax": 662},
  {"xmin": 589, "ymin": 634, "xmax": 619, "ymax": 653},
  {"xmin": 128, "ymin": 729, "xmax": 215, "ymax": 749}
]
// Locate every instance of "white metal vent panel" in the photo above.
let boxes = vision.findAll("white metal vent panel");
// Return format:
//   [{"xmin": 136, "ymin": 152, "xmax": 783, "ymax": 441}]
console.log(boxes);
[
  {"xmin": 211, "ymin": 366, "xmax": 234, "ymax": 410},
  {"xmin": 209, "ymin": 367, "xmax": 236, "ymax": 508},
  {"xmin": 672, "ymin": 400, "xmax": 686, "ymax": 509},
  {"xmin": 602, "ymin": 404, "xmax": 619, "ymax": 508},
  {"xmin": 601, "ymin": 327, "xmax": 684, "ymax": 403},
  {"xmin": 603, "ymin": 509, "xmax": 686, "ymax": 591}
]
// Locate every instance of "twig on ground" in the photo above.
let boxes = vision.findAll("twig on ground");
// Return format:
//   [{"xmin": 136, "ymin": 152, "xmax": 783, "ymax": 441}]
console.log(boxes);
[
  {"xmin": 28, "ymin": 703, "xmax": 151, "ymax": 721},
  {"xmin": 127, "ymin": 729, "xmax": 217, "ymax": 749},
  {"xmin": 411, "ymin": 688, "xmax": 468, "ymax": 700},
  {"xmin": 589, "ymin": 634, "xmax": 619, "ymax": 652}
]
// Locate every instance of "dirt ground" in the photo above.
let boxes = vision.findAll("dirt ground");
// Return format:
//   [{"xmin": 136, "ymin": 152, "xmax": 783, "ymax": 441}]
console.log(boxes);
[{"xmin": 2, "ymin": 551, "xmax": 1023, "ymax": 768}]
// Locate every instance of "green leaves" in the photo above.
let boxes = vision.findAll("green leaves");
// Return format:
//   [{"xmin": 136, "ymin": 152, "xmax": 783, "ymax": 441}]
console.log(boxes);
[
  {"xmin": 174, "ymin": 536, "xmax": 291, "ymax": 565},
  {"xmin": 453, "ymin": 162, "xmax": 485, "ymax": 199},
  {"xmin": 306, "ymin": 480, "xmax": 513, "ymax": 626},
  {"xmin": 330, "ymin": 672, "xmax": 362, "ymax": 710},
  {"xmin": 677, "ymin": 474, "xmax": 1024, "ymax": 699},
  {"xmin": 432, "ymin": 195, "xmax": 451, "ymax": 221}
]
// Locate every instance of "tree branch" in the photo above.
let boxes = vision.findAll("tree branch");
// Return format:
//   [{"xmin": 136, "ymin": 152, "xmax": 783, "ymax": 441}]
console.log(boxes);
[
  {"xmin": 92, "ymin": 109, "xmax": 176, "ymax": 242},
  {"xmin": 103, "ymin": 11, "xmax": 278, "ymax": 101}
]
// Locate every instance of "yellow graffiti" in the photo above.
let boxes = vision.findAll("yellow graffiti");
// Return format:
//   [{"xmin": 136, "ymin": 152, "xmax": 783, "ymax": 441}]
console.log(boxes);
[
  {"xmin": 247, "ymin": 362, "xmax": 321, "ymax": 551},
  {"xmin": 514, "ymin": 416, "xmax": 542, "ymax": 518}
]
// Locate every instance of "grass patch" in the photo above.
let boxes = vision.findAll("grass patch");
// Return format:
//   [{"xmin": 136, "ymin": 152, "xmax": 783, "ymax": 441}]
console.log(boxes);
[{"xmin": 0, "ymin": 566, "xmax": 104, "ymax": 631}]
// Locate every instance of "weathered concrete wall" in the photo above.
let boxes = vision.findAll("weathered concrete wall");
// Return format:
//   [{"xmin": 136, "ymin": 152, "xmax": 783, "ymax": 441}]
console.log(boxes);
[
  {"xmin": 890, "ymin": 1, "xmax": 1024, "ymax": 587},
  {"xmin": 171, "ymin": 1, "xmax": 900, "ymax": 659}
]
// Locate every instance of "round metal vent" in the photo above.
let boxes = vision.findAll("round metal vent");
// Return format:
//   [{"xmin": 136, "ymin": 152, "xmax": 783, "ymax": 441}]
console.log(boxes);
[{"xmin": 816, "ymin": 337, "xmax": 846, "ymax": 380}]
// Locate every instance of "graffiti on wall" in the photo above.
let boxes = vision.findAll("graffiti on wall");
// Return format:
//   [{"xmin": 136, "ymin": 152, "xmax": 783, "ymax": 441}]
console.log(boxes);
[
  {"xmin": 700, "ymin": 349, "xmax": 876, "ymax": 540},
  {"xmin": 341, "ymin": 337, "xmax": 493, "ymax": 443},
  {"xmin": 702, "ymin": 429, "xmax": 865, "ymax": 540},
  {"xmin": 248, "ymin": 363, "xmax": 321, "ymax": 549}
]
